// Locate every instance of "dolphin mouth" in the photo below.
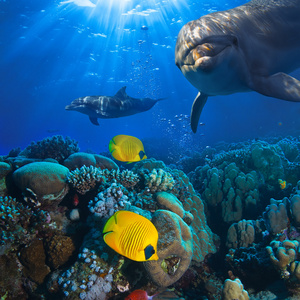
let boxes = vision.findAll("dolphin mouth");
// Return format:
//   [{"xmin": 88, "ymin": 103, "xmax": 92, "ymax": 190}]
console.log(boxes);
[
  {"xmin": 175, "ymin": 33, "xmax": 238, "ymax": 71},
  {"xmin": 176, "ymin": 41, "xmax": 230, "ymax": 71}
]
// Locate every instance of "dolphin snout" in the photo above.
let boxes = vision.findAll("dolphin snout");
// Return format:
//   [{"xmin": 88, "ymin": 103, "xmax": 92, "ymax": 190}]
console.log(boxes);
[{"xmin": 65, "ymin": 104, "xmax": 75, "ymax": 110}]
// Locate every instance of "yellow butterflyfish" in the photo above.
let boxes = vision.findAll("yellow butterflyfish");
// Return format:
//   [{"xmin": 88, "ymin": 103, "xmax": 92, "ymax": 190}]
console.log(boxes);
[
  {"xmin": 278, "ymin": 179, "xmax": 286, "ymax": 190},
  {"xmin": 102, "ymin": 210, "xmax": 159, "ymax": 262},
  {"xmin": 108, "ymin": 134, "xmax": 147, "ymax": 163}
]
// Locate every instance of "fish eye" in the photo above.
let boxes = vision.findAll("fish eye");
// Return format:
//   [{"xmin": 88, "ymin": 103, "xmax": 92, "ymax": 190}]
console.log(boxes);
[{"xmin": 144, "ymin": 245, "xmax": 155, "ymax": 260}]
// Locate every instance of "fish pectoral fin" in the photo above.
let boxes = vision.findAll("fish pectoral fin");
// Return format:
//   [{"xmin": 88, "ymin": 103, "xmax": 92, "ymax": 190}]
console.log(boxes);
[
  {"xmin": 89, "ymin": 116, "xmax": 99, "ymax": 125},
  {"xmin": 190, "ymin": 92, "xmax": 208, "ymax": 133},
  {"xmin": 250, "ymin": 72, "xmax": 300, "ymax": 102}
]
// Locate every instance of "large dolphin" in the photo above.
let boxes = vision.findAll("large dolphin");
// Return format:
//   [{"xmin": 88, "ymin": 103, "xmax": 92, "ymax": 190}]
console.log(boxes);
[
  {"xmin": 65, "ymin": 86, "xmax": 165, "ymax": 125},
  {"xmin": 175, "ymin": 0, "xmax": 300, "ymax": 133}
]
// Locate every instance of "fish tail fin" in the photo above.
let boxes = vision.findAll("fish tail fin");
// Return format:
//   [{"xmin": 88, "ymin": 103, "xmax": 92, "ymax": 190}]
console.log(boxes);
[{"xmin": 109, "ymin": 138, "xmax": 116, "ymax": 154}]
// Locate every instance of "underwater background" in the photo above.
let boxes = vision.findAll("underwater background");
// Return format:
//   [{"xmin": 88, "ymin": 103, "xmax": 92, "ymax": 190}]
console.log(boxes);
[
  {"xmin": 1, "ymin": 0, "xmax": 300, "ymax": 157},
  {"xmin": 2, "ymin": 0, "xmax": 300, "ymax": 299}
]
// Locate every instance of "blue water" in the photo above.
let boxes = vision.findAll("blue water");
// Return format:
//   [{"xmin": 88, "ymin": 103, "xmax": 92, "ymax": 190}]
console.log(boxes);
[{"xmin": 1, "ymin": 0, "xmax": 300, "ymax": 157}]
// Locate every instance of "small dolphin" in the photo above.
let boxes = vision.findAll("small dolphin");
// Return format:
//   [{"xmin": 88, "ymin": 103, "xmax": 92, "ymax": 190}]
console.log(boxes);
[
  {"xmin": 65, "ymin": 86, "xmax": 165, "ymax": 125},
  {"xmin": 175, "ymin": 0, "xmax": 300, "ymax": 133}
]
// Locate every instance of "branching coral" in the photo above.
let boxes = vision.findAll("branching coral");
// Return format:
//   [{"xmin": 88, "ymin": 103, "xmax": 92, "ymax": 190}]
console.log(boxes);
[
  {"xmin": 56, "ymin": 247, "xmax": 114, "ymax": 299},
  {"xmin": 102, "ymin": 169, "xmax": 139, "ymax": 189},
  {"xmin": 67, "ymin": 166, "xmax": 105, "ymax": 195},
  {"xmin": 0, "ymin": 196, "xmax": 48, "ymax": 254},
  {"xmin": 226, "ymin": 220, "xmax": 256, "ymax": 249},
  {"xmin": 144, "ymin": 168, "xmax": 175, "ymax": 192},
  {"xmin": 193, "ymin": 162, "xmax": 260, "ymax": 224},
  {"xmin": 263, "ymin": 199, "xmax": 289, "ymax": 235},
  {"xmin": 222, "ymin": 278, "xmax": 249, "ymax": 300},
  {"xmin": 19, "ymin": 135, "xmax": 79, "ymax": 163},
  {"xmin": 251, "ymin": 141, "xmax": 285, "ymax": 185},
  {"xmin": 266, "ymin": 239, "xmax": 299, "ymax": 279},
  {"xmin": 88, "ymin": 183, "xmax": 131, "ymax": 219}
]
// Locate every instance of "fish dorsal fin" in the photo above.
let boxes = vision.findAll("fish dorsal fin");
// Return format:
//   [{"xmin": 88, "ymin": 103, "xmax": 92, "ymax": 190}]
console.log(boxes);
[{"xmin": 114, "ymin": 86, "xmax": 128, "ymax": 99}]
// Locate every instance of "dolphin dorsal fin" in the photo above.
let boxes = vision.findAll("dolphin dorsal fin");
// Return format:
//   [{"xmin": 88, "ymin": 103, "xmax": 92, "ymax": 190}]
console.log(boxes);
[{"xmin": 115, "ymin": 86, "xmax": 127, "ymax": 99}]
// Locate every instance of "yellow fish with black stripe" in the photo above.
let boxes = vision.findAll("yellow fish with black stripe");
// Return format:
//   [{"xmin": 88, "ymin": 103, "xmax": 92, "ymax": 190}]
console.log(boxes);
[
  {"xmin": 102, "ymin": 210, "xmax": 159, "ymax": 261},
  {"xmin": 108, "ymin": 134, "xmax": 147, "ymax": 163}
]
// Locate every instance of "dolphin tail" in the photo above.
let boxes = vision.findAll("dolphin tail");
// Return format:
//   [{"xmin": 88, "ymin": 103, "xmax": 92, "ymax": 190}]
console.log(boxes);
[
  {"xmin": 250, "ymin": 72, "xmax": 300, "ymax": 102},
  {"xmin": 156, "ymin": 97, "xmax": 167, "ymax": 102},
  {"xmin": 190, "ymin": 92, "xmax": 208, "ymax": 133}
]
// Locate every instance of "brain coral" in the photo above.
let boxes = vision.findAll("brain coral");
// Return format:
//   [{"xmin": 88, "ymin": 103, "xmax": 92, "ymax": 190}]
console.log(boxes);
[
  {"xmin": 144, "ymin": 210, "xmax": 193, "ymax": 287},
  {"xmin": 12, "ymin": 162, "xmax": 69, "ymax": 208},
  {"xmin": 155, "ymin": 191, "xmax": 194, "ymax": 225},
  {"xmin": 64, "ymin": 152, "xmax": 118, "ymax": 171}
]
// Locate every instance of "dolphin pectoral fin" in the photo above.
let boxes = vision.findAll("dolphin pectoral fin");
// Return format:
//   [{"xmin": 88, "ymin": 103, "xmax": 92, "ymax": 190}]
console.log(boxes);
[
  {"xmin": 191, "ymin": 92, "xmax": 208, "ymax": 133},
  {"xmin": 250, "ymin": 73, "xmax": 300, "ymax": 102},
  {"xmin": 89, "ymin": 116, "xmax": 99, "ymax": 125}
]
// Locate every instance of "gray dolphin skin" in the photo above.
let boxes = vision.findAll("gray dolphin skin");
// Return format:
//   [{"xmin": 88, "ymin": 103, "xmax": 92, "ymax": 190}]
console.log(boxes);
[
  {"xmin": 65, "ymin": 86, "xmax": 165, "ymax": 125},
  {"xmin": 175, "ymin": 0, "xmax": 300, "ymax": 133}
]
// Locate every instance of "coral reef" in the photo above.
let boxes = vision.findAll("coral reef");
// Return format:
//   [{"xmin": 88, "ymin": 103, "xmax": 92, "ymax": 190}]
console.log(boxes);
[{"xmin": 2, "ymin": 135, "xmax": 300, "ymax": 299}]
